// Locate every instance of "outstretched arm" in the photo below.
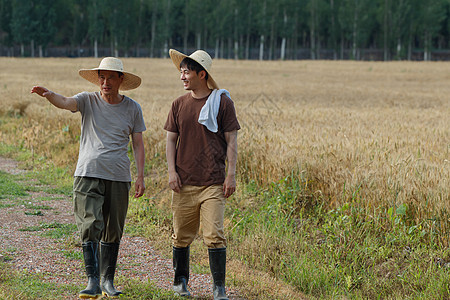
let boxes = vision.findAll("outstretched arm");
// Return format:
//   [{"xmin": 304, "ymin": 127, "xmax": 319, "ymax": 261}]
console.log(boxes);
[
  {"xmin": 223, "ymin": 130, "xmax": 238, "ymax": 198},
  {"xmin": 31, "ymin": 86, "xmax": 77, "ymax": 112},
  {"xmin": 131, "ymin": 132, "xmax": 146, "ymax": 198}
]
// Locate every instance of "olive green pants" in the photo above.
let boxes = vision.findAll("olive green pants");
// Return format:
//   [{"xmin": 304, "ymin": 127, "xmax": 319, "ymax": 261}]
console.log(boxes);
[
  {"xmin": 171, "ymin": 185, "xmax": 227, "ymax": 249},
  {"xmin": 73, "ymin": 177, "xmax": 130, "ymax": 243}
]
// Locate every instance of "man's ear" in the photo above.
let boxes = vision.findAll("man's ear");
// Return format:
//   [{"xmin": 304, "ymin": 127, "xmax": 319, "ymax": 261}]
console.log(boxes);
[{"xmin": 198, "ymin": 70, "xmax": 207, "ymax": 80}]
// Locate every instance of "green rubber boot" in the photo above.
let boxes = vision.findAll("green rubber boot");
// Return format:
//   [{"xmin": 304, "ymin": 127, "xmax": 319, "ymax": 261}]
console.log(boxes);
[
  {"xmin": 79, "ymin": 241, "xmax": 102, "ymax": 299},
  {"xmin": 100, "ymin": 242, "xmax": 122, "ymax": 298}
]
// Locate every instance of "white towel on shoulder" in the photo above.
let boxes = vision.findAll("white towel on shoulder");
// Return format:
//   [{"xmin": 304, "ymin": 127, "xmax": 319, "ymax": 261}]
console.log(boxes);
[{"xmin": 198, "ymin": 89, "xmax": 230, "ymax": 133}]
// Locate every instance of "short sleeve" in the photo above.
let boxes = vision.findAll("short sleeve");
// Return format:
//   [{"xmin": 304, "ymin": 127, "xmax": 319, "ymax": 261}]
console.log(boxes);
[
  {"xmin": 72, "ymin": 91, "xmax": 89, "ymax": 113},
  {"xmin": 133, "ymin": 102, "xmax": 146, "ymax": 133},
  {"xmin": 219, "ymin": 95, "xmax": 240, "ymax": 133},
  {"xmin": 164, "ymin": 101, "xmax": 179, "ymax": 133}
]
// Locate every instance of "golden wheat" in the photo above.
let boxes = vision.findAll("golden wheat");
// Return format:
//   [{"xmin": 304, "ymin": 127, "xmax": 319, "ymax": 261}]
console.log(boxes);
[{"xmin": 0, "ymin": 57, "xmax": 448, "ymax": 226}]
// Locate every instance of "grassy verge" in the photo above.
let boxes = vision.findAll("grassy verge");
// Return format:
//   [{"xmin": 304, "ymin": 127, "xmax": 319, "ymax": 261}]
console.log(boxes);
[
  {"xmin": 0, "ymin": 260, "xmax": 182, "ymax": 300},
  {"xmin": 227, "ymin": 174, "xmax": 450, "ymax": 299},
  {"xmin": 2, "ymin": 137, "xmax": 450, "ymax": 299},
  {"xmin": 0, "ymin": 152, "xmax": 183, "ymax": 300}
]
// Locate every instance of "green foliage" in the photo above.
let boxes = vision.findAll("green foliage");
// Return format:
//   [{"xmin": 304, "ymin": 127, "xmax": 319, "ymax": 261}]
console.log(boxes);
[{"xmin": 1, "ymin": 0, "xmax": 450, "ymax": 59}]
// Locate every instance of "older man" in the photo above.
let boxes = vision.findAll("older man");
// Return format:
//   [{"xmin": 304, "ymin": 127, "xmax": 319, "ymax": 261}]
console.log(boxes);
[{"xmin": 31, "ymin": 57, "xmax": 146, "ymax": 299}]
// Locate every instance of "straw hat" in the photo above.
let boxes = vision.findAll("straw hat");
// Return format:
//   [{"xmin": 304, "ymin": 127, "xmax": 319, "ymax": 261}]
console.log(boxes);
[
  {"xmin": 169, "ymin": 49, "xmax": 219, "ymax": 90},
  {"xmin": 78, "ymin": 57, "xmax": 141, "ymax": 90}
]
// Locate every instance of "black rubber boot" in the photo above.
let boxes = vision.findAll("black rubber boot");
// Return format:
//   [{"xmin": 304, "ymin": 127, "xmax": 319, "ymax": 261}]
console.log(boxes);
[
  {"xmin": 100, "ymin": 242, "xmax": 122, "ymax": 298},
  {"xmin": 173, "ymin": 246, "xmax": 191, "ymax": 297},
  {"xmin": 79, "ymin": 241, "xmax": 102, "ymax": 299},
  {"xmin": 208, "ymin": 248, "xmax": 229, "ymax": 300}
]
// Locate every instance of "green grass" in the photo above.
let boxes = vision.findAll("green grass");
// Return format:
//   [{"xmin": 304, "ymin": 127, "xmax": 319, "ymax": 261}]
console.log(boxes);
[
  {"xmin": 0, "ymin": 261, "xmax": 181, "ymax": 300},
  {"xmin": 0, "ymin": 262, "xmax": 81, "ymax": 300},
  {"xmin": 0, "ymin": 170, "xmax": 28, "ymax": 199},
  {"xmin": 19, "ymin": 222, "xmax": 78, "ymax": 239},
  {"xmin": 60, "ymin": 249, "xmax": 83, "ymax": 260}
]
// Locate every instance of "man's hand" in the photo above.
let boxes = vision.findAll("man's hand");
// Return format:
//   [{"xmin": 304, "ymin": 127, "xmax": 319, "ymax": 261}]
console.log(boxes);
[
  {"xmin": 223, "ymin": 174, "xmax": 236, "ymax": 198},
  {"xmin": 134, "ymin": 176, "xmax": 145, "ymax": 198},
  {"xmin": 169, "ymin": 171, "xmax": 182, "ymax": 193},
  {"xmin": 31, "ymin": 86, "xmax": 52, "ymax": 97}
]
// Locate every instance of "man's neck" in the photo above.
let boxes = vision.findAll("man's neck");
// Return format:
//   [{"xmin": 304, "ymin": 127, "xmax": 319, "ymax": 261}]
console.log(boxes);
[
  {"xmin": 190, "ymin": 87, "xmax": 212, "ymax": 99},
  {"xmin": 101, "ymin": 92, "xmax": 123, "ymax": 104}
]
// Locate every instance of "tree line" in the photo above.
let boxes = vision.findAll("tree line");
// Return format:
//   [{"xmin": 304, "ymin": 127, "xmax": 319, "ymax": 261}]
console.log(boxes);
[{"xmin": 0, "ymin": 0, "xmax": 449, "ymax": 60}]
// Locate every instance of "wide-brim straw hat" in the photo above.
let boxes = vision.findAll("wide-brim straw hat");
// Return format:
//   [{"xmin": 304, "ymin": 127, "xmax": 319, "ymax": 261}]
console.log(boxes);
[
  {"xmin": 169, "ymin": 49, "xmax": 219, "ymax": 90},
  {"xmin": 79, "ymin": 57, "xmax": 141, "ymax": 91}
]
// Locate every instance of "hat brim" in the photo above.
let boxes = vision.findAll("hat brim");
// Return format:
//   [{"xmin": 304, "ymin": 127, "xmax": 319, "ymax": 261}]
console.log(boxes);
[
  {"xmin": 79, "ymin": 68, "xmax": 141, "ymax": 91},
  {"xmin": 169, "ymin": 49, "xmax": 219, "ymax": 90}
]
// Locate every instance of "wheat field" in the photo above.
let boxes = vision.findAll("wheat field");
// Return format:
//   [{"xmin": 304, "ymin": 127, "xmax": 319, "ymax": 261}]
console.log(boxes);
[{"xmin": 0, "ymin": 57, "xmax": 449, "ymax": 239}]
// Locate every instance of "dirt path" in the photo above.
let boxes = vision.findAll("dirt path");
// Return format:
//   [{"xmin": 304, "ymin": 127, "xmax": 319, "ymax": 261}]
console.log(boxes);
[{"xmin": 0, "ymin": 156, "xmax": 242, "ymax": 299}]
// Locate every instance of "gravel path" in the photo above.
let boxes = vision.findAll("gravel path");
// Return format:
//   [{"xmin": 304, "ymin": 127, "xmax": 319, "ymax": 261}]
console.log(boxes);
[{"xmin": 0, "ymin": 156, "xmax": 242, "ymax": 299}]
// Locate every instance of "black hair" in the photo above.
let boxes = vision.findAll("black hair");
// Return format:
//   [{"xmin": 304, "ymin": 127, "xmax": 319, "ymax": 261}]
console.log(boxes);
[
  {"xmin": 180, "ymin": 57, "xmax": 209, "ymax": 80},
  {"xmin": 97, "ymin": 70, "xmax": 124, "ymax": 77}
]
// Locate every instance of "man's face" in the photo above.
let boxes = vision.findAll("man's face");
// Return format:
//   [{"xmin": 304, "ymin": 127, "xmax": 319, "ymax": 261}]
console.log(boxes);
[
  {"xmin": 180, "ymin": 67, "xmax": 204, "ymax": 91},
  {"xmin": 98, "ymin": 70, "xmax": 123, "ymax": 95}
]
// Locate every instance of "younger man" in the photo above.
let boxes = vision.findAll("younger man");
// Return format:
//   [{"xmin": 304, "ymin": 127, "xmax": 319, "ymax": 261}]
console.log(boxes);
[{"xmin": 164, "ymin": 49, "xmax": 240, "ymax": 300}]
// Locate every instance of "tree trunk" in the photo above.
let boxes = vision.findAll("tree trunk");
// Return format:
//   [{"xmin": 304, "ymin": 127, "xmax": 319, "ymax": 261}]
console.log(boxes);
[
  {"xmin": 280, "ymin": 9, "xmax": 287, "ymax": 60},
  {"xmin": 30, "ymin": 39, "xmax": 35, "ymax": 57},
  {"xmin": 234, "ymin": 8, "xmax": 239, "ymax": 60},
  {"xmin": 114, "ymin": 37, "xmax": 119, "ymax": 57},
  {"xmin": 407, "ymin": 31, "xmax": 412, "ymax": 61},
  {"xmin": 245, "ymin": 2, "xmax": 252, "ymax": 60},
  {"xmin": 293, "ymin": 11, "xmax": 299, "ymax": 59},
  {"xmin": 424, "ymin": 31, "xmax": 431, "ymax": 61},
  {"xmin": 383, "ymin": 0, "xmax": 389, "ymax": 61},
  {"xmin": 259, "ymin": 0, "xmax": 266, "ymax": 60},
  {"xmin": 38, "ymin": 45, "xmax": 43, "ymax": 57},
  {"xmin": 245, "ymin": 34, "xmax": 250, "ymax": 60},
  {"xmin": 183, "ymin": 0, "xmax": 189, "ymax": 53},
  {"xmin": 269, "ymin": 15, "xmax": 275, "ymax": 60},
  {"xmin": 94, "ymin": 39, "xmax": 98, "ymax": 58},
  {"xmin": 259, "ymin": 35, "xmax": 264, "ymax": 60},
  {"xmin": 196, "ymin": 33, "xmax": 201, "ymax": 50},
  {"xmin": 164, "ymin": 40, "xmax": 168, "ymax": 58},
  {"xmin": 310, "ymin": 0, "xmax": 316, "ymax": 60},
  {"xmin": 352, "ymin": 0, "xmax": 358, "ymax": 60},
  {"xmin": 396, "ymin": 38, "xmax": 401, "ymax": 59},
  {"xmin": 215, "ymin": 38, "xmax": 220, "ymax": 58},
  {"xmin": 330, "ymin": 0, "xmax": 337, "ymax": 60},
  {"xmin": 150, "ymin": 6, "xmax": 157, "ymax": 58}
]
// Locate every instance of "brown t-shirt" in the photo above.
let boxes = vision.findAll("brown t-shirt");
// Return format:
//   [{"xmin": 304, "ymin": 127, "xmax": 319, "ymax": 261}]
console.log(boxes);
[{"xmin": 164, "ymin": 92, "xmax": 240, "ymax": 186}]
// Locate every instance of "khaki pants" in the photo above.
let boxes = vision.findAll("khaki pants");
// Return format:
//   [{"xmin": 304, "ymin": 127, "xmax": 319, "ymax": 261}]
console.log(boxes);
[
  {"xmin": 172, "ymin": 185, "xmax": 227, "ymax": 248},
  {"xmin": 73, "ymin": 177, "xmax": 130, "ymax": 243}
]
